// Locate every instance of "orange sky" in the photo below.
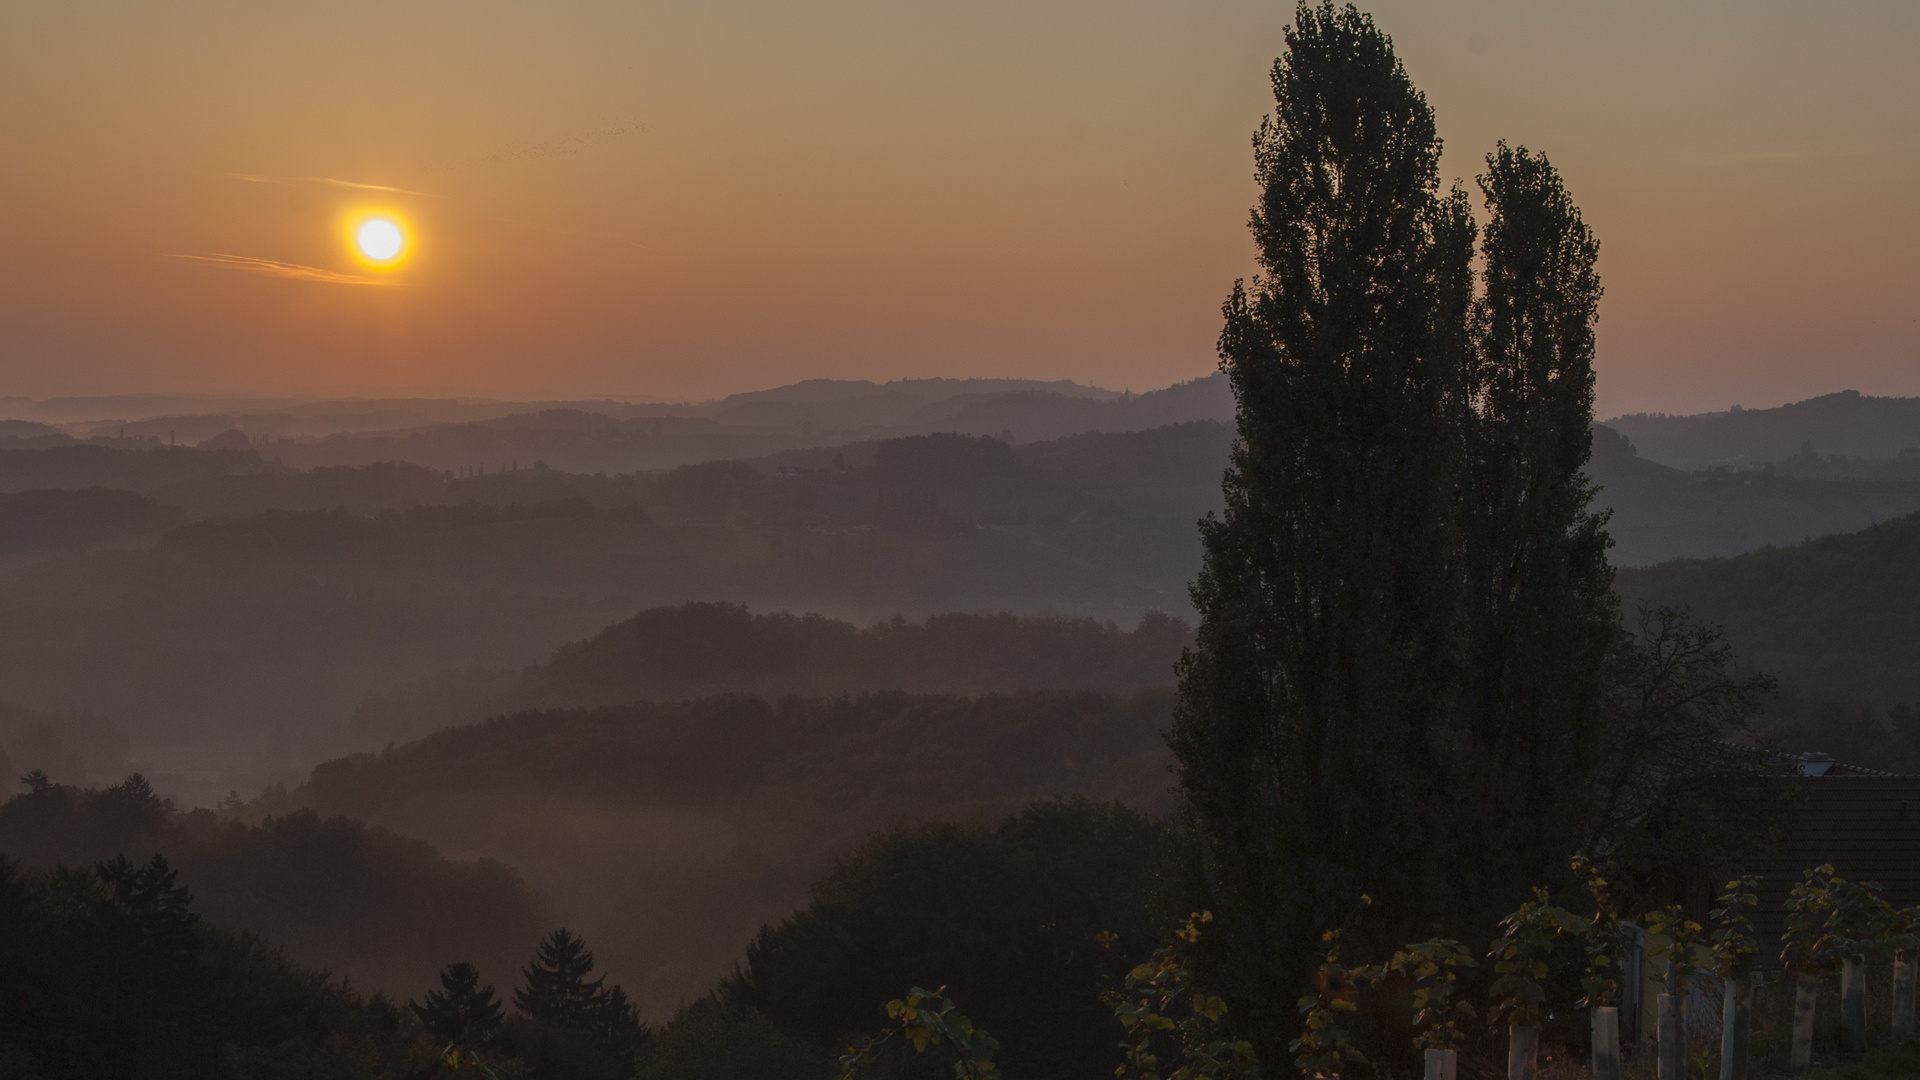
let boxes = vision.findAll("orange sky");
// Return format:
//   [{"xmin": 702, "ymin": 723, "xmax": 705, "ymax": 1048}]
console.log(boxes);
[{"xmin": 1, "ymin": 0, "xmax": 1914, "ymax": 416}]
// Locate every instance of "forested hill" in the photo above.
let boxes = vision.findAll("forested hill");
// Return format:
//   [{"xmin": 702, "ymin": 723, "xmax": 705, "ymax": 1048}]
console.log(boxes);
[
  {"xmin": 0, "ymin": 434, "xmax": 1207, "ymax": 790},
  {"xmin": 1607, "ymin": 390, "xmax": 1920, "ymax": 470},
  {"xmin": 343, "ymin": 603, "xmax": 1192, "ymax": 748},
  {"xmin": 1587, "ymin": 425, "xmax": 1920, "ymax": 565},
  {"xmin": 1616, "ymin": 509, "xmax": 1920, "ymax": 708},
  {"xmin": 256, "ymin": 689, "xmax": 1176, "ymax": 1017},
  {"xmin": 0, "ymin": 773, "xmax": 546, "ymax": 1002}
]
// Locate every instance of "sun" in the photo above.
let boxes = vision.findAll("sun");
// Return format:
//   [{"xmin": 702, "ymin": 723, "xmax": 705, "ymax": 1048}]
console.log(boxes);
[
  {"xmin": 358, "ymin": 219, "xmax": 403, "ymax": 260},
  {"xmin": 346, "ymin": 212, "xmax": 412, "ymax": 269}
]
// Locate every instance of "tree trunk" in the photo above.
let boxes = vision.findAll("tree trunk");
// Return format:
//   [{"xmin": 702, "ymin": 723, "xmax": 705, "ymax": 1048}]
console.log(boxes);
[
  {"xmin": 1720, "ymin": 974, "xmax": 1751, "ymax": 1080},
  {"xmin": 1592, "ymin": 1006, "xmax": 1621, "ymax": 1080},
  {"xmin": 1843, "ymin": 958, "xmax": 1867, "ymax": 1053},
  {"xmin": 1508, "ymin": 1026, "xmax": 1538, "ymax": 1080},
  {"xmin": 1658, "ymin": 993, "xmax": 1684, "ymax": 1080},
  {"xmin": 1894, "ymin": 953, "xmax": 1915, "ymax": 1040},
  {"xmin": 1793, "ymin": 974, "xmax": 1818, "ymax": 1070}
]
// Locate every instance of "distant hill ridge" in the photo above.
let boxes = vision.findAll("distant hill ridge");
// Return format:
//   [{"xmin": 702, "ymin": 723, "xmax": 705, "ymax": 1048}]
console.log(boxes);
[
  {"xmin": 1616, "ymin": 507, "xmax": 1920, "ymax": 708},
  {"xmin": 1607, "ymin": 389, "xmax": 1920, "ymax": 471},
  {"xmin": 341, "ymin": 602, "xmax": 1193, "ymax": 749}
]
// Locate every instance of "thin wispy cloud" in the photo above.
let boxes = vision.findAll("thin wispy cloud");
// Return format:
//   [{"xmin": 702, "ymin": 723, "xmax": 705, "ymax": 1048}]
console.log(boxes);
[
  {"xmin": 166, "ymin": 253, "xmax": 402, "ymax": 286},
  {"xmin": 232, "ymin": 174, "xmax": 438, "ymax": 197}
]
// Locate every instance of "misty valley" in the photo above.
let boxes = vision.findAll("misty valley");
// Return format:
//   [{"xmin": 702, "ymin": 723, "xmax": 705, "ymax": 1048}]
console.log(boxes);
[{"xmin": 8, "ymin": 374, "xmax": 1920, "ymax": 1077}]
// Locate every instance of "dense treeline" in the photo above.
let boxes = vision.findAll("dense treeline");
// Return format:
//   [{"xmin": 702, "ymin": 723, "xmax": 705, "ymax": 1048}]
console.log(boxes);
[
  {"xmin": 0, "ymin": 849, "xmax": 662, "ymax": 1079},
  {"xmin": 0, "ymin": 773, "xmax": 546, "ymax": 998},
  {"xmin": 676, "ymin": 798, "xmax": 1168, "ymax": 1080},
  {"xmin": 0, "ymin": 853, "xmax": 433, "ymax": 1079},
  {"xmin": 344, "ymin": 603, "xmax": 1190, "ymax": 746},
  {"xmin": 0, "ymin": 442, "xmax": 263, "ymax": 493},
  {"xmin": 0, "ymin": 487, "xmax": 181, "ymax": 551}
]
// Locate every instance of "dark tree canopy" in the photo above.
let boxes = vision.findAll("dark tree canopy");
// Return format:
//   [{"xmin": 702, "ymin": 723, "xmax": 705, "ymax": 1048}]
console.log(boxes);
[
  {"xmin": 722, "ymin": 797, "xmax": 1168, "ymax": 1080},
  {"xmin": 1171, "ymin": 2, "xmax": 1613, "ymax": 1061},
  {"xmin": 413, "ymin": 960, "xmax": 505, "ymax": 1048}
]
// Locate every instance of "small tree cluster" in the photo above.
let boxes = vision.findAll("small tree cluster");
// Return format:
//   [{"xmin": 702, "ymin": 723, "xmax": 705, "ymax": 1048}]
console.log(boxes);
[
  {"xmin": 414, "ymin": 927, "xmax": 648, "ymax": 1077},
  {"xmin": 1781, "ymin": 865, "xmax": 1919, "ymax": 976}
]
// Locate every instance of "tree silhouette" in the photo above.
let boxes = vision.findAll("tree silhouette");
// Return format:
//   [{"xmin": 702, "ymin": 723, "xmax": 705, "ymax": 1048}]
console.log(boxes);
[
  {"xmin": 513, "ymin": 927, "xmax": 648, "ymax": 1070},
  {"xmin": 413, "ymin": 961, "xmax": 504, "ymax": 1047},
  {"xmin": 1172, "ymin": 2, "xmax": 1614, "ymax": 1064},
  {"xmin": 515, "ymin": 928, "xmax": 607, "ymax": 1027}
]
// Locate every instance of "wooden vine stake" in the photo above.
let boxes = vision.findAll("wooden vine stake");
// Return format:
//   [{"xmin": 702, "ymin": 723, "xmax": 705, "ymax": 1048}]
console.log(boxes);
[
  {"xmin": 1894, "ymin": 952, "xmax": 1916, "ymax": 1039},
  {"xmin": 1576, "ymin": 860, "xmax": 1627, "ymax": 1080},
  {"xmin": 1841, "ymin": 958, "xmax": 1867, "ymax": 1053},
  {"xmin": 1791, "ymin": 975, "xmax": 1817, "ymax": 1071},
  {"xmin": 1589, "ymin": 1007, "xmax": 1621, "ymax": 1080},
  {"xmin": 1710, "ymin": 878, "xmax": 1759, "ymax": 1080}
]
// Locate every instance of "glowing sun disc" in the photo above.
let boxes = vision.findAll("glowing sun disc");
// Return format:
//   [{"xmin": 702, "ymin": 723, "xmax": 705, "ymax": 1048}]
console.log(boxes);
[{"xmin": 356, "ymin": 218, "xmax": 405, "ymax": 262}]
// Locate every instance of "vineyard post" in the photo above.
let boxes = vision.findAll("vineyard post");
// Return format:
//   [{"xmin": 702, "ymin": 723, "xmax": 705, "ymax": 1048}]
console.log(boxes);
[
  {"xmin": 1424, "ymin": 1048, "xmax": 1457, "ymax": 1080},
  {"xmin": 1719, "ymin": 975, "xmax": 1751, "ymax": 1080},
  {"xmin": 1508, "ymin": 1025, "xmax": 1538, "ymax": 1080},
  {"xmin": 1710, "ymin": 878, "xmax": 1759, "ymax": 1080},
  {"xmin": 1657, "ymin": 993, "xmax": 1682, "ymax": 1080},
  {"xmin": 1894, "ymin": 953, "xmax": 1916, "ymax": 1038},
  {"xmin": 1841, "ymin": 958, "xmax": 1867, "ymax": 1053},
  {"xmin": 1590, "ymin": 1007, "xmax": 1621, "ymax": 1080},
  {"xmin": 1792, "ymin": 975, "xmax": 1816, "ymax": 1070}
]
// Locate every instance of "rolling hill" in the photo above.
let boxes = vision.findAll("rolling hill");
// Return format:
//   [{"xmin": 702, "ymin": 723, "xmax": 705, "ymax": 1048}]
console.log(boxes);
[
  {"xmin": 252, "ymin": 689, "xmax": 1176, "ymax": 1019},
  {"xmin": 1615, "ymin": 509, "xmax": 1920, "ymax": 708}
]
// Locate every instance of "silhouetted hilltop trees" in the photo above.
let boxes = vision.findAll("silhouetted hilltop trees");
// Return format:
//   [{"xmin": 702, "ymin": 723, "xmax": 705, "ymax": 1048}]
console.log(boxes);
[
  {"xmin": 344, "ymin": 603, "xmax": 1190, "ymax": 747},
  {"xmin": 0, "ymin": 772, "xmax": 547, "ymax": 999}
]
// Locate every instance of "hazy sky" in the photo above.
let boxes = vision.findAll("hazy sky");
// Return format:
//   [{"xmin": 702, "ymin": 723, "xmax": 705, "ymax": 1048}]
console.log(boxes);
[{"xmin": 2, "ymin": 0, "xmax": 1914, "ymax": 415}]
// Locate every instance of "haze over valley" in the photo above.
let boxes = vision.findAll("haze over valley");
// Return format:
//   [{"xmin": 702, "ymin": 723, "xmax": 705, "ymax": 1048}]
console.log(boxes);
[{"xmin": 9, "ymin": 374, "xmax": 1920, "ymax": 1019}]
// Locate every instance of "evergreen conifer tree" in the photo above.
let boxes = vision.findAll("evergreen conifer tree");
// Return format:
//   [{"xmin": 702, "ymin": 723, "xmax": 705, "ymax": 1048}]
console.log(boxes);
[
  {"xmin": 515, "ymin": 929, "xmax": 608, "ymax": 1028},
  {"xmin": 413, "ymin": 961, "xmax": 505, "ymax": 1047},
  {"xmin": 513, "ymin": 928, "xmax": 648, "ymax": 1070},
  {"xmin": 1172, "ymin": 3, "xmax": 1613, "ymax": 1062}
]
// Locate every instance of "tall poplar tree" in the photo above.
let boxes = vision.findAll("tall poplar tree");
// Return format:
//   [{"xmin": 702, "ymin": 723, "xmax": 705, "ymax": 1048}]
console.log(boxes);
[
  {"xmin": 1168, "ymin": 1, "xmax": 1472, "ymax": 1052},
  {"xmin": 1455, "ymin": 143, "xmax": 1614, "ymax": 897},
  {"xmin": 1171, "ymin": 4, "xmax": 1612, "ymax": 1059}
]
